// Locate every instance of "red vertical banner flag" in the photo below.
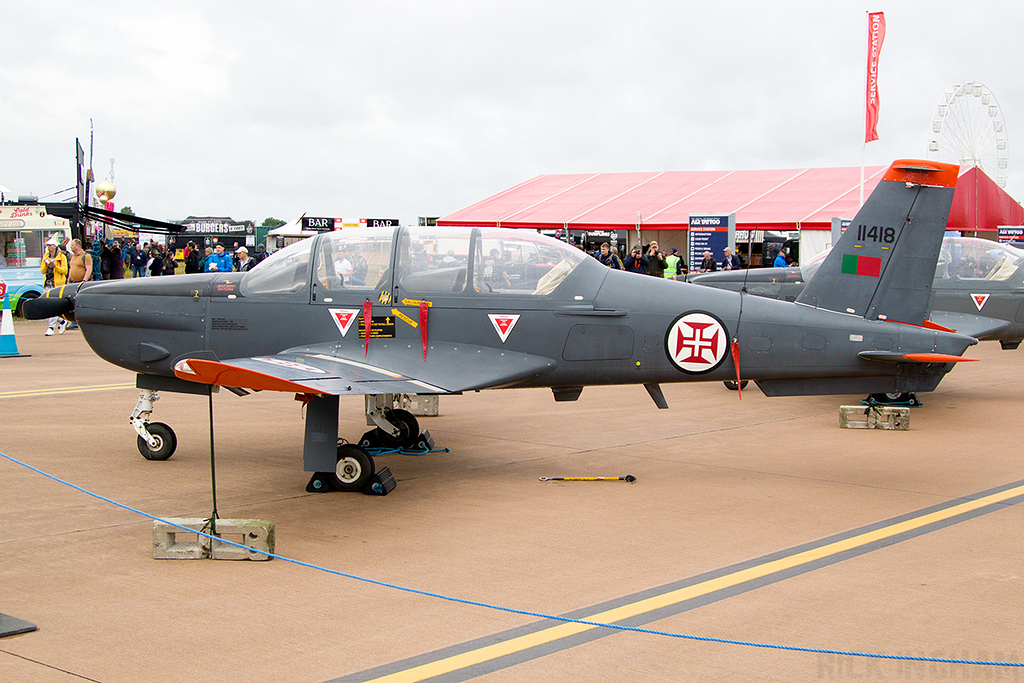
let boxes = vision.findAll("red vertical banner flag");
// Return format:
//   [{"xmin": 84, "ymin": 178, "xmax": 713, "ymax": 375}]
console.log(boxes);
[{"xmin": 864, "ymin": 11, "xmax": 886, "ymax": 143}]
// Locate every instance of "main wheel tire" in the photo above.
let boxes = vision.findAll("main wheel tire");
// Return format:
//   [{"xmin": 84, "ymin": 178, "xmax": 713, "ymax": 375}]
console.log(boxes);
[
  {"xmin": 137, "ymin": 422, "xmax": 177, "ymax": 461},
  {"xmin": 868, "ymin": 392, "xmax": 912, "ymax": 404},
  {"xmin": 724, "ymin": 380, "xmax": 749, "ymax": 390},
  {"xmin": 378, "ymin": 408, "xmax": 420, "ymax": 448},
  {"xmin": 327, "ymin": 444, "xmax": 375, "ymax": 492}
]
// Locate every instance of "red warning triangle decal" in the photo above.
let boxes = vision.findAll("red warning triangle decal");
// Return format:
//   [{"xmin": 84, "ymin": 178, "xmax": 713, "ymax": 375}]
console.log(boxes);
[
  {"xmin": 329, "ymin": 308, "xmax": 360, "ymax": 337},
  {"xmin": 970, "ymin": 293, "xmax": 990, "ymax": 311},
  {"xmin": 488, "ymin": 314, "xmax": 520, "ymax": 343}
]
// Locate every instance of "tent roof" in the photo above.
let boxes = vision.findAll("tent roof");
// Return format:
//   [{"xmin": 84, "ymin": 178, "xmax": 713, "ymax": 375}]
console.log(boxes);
[
  {"xmin": 947, "ymin": 166, "xmax": 1024, "ymax": 231},
  {"xmin": 440, "ymin": 165, "xmax": 1023, "ymax": 232}
]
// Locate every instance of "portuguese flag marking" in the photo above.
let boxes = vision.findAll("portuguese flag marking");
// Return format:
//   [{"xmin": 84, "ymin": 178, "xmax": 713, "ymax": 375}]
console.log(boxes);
[{"xmin": 841, "ymin": 254, "xmax": 882, "ymax": 277}]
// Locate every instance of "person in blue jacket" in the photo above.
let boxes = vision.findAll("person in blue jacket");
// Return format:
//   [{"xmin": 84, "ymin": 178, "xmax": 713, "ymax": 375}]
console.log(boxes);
[
  {"xmin": 773, "ymin": 248, "xmax": 788, "ymax": 267},
  {"xmin": 204, "ymin": 243, "xmax": 235, "ymax": 272}
]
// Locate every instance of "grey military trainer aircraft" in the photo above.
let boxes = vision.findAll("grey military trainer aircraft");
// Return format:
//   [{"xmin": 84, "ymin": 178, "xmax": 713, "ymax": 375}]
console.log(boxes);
[
  {"xmin": 26, "ymin": 159, "xmax": 977, "ymax": 493},
  {"xmin": 692, "ymin": 236, "xmax": 1024, "ymax": 351}
]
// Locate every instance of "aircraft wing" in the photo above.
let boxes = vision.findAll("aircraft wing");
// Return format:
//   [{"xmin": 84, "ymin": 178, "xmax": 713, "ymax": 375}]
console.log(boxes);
[
  {"xmin": 929, "ymin": 311, "xmax": 1012, "ymax": 341},
  {"xmin": 173, "ymin": 341, "xmax": 557, "ymax": 395}
]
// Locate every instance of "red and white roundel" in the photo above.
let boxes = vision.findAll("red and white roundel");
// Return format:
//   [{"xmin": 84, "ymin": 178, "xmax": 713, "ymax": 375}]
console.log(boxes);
[{"xmin": 666, "ymin": 312, "xmax": 729, "ymax": 374}]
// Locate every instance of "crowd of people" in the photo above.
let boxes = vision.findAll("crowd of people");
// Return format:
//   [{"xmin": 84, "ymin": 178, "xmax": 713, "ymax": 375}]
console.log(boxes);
[
  {"xmin": 39, "ymin": 237, "xmax": 267, "ymax": 336},
  {"xmin": 593, "ymin": 242, "xmax": 752, "ymax": 277},
  {"xmin": 85, "ymin": 238, "xmax": 269, "ymax": 281}
]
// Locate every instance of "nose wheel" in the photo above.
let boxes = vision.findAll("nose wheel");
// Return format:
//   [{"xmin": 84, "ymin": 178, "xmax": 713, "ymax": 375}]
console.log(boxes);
[
  {"xmin": 131, "ymin": 389, "xmax": 179, "ymax": 461},
  {"xmin": 137, "ymin": 422, "xmax": 177, "ymax": 461}
]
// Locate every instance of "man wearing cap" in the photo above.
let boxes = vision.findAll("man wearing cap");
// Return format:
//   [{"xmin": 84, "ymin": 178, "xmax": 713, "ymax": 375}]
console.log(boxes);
[
  {"xmin": 236, "ymin": 247, "xmax": 256, "ymax": 272},
  {"xmin": 645, "ymin": 242, "xmax": 667, "ymax": 277},
  {"xmin": 41, "ymin": 238, "xmax": 68, "ymax": 336},
  {"xmin": 623, "ymin": 245, "xmax": 649, "ymax": 274},
  {"xmin": 721, "ymin": 247, "xmax": 742, "ymax": 271}
]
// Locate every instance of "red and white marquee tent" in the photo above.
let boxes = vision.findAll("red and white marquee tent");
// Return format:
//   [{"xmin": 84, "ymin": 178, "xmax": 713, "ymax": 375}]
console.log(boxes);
[{"xmin": 439, "ymin": 164, "xmax": 1022, "ymax": 255}]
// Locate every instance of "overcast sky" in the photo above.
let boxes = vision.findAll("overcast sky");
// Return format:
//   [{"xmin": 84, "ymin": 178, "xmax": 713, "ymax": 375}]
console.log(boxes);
[{"xmin": 2, "ymin": 1, "xmax": 1021, "ymax": 226}]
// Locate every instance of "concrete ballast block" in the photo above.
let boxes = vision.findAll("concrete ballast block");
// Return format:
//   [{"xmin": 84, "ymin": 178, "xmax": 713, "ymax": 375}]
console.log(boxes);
[
  {"xmin": 153, "ymin": 518, "xmax": 275, "ymax": 561},
  {"xmin": 839, "ymin": 405, "xmax": 910, "ymax": 430}
]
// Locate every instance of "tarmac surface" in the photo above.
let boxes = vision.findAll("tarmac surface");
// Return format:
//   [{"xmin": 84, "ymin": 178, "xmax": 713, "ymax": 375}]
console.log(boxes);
[{"xmin": 1, "ymin": 317, "xmax": 1022, "ymax": 682}]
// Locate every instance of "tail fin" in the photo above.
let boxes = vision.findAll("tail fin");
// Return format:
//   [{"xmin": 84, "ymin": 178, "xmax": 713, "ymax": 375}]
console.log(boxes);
[{"xmin": 796, "ymin": 159, "xmax": 959, "ymax": 324}]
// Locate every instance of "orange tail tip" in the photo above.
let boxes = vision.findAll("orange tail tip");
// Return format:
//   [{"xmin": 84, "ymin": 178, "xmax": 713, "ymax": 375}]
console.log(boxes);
[{"xmin": 882, "ymin": 159, "xmax": 959, "ymax": 188}]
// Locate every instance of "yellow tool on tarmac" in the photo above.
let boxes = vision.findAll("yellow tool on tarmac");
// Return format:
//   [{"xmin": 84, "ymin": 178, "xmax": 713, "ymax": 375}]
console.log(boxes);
[{"xmin": 539, "ymin": 475, "xmax": 636, "ymax": 482}]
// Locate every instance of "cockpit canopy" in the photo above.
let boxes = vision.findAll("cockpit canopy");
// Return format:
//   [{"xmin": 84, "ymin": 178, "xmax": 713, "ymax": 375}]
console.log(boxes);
[{"xmin": 241, "ymin": 226, "xmax": 588, "ymax": 297}]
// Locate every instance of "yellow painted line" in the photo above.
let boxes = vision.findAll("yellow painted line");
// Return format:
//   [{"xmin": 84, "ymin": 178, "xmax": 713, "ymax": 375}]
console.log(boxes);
[
  {"xmin": 367, "ymin": 483, "xmax": 1024, "ymax": 683},
  {"xmin": 0, "ymin": 383, "xmax": 135, "ymax": 400}
]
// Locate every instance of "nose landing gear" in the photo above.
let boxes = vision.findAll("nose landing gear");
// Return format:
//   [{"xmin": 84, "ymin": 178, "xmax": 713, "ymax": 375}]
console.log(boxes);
[{"xmin": 131, "ymin": 389, "xmax": 178, "ymax": 461}]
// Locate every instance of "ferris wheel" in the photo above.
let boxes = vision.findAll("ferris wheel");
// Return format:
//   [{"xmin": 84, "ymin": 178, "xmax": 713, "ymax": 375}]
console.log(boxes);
[{"xmin": 927, "ymin": 81, "xmax": 1009, "ymax": 187}]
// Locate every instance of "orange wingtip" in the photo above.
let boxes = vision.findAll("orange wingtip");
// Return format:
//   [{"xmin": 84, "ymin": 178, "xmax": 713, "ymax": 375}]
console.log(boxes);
[
  {"xmin": 902, "ymin": 352, "xmax": 978, "ymax": 363},
  {"xmin": 174, "ymin": 358, "xmax": 322, "ymax": 393},
  {"xmin": 882, "ymin": 159, "xmax": 959, "ymax": 188}
]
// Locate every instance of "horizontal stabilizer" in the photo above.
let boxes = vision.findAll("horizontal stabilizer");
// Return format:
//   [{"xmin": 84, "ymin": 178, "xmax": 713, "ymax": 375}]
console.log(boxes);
[
  {"xmin": 858, "ymin": 351, "xmax": 978, "ymax": 364},
  {"xmin": 929, "ymin": 311, "xmax": 1012, "ymax": 341}
]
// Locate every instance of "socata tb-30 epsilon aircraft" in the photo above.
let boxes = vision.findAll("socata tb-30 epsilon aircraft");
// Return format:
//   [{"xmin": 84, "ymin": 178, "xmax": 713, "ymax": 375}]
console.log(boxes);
[{"xmin": 27, "ymin": 159, "xmax": 976, "ymax": 493}]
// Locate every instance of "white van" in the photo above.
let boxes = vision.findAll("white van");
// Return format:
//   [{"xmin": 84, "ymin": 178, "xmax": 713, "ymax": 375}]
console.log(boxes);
[{"xmin": 0, "ymin": 205, "xmax": 73, "ymax": 315}]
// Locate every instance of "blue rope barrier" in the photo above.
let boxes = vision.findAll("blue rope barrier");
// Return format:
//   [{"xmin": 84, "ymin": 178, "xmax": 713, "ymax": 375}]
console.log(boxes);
[
  {"xmin": 362, "ymin": 445, "xmax": 450, "ymax": 457},
  {"xmin": 2, "ymin": 449, "xmax": 1020, "ymax": 669}
]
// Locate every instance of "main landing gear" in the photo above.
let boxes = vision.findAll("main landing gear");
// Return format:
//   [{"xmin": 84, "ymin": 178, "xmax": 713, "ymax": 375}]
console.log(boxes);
[
  {"xmin": 864, "ymin": 392, "xmax": 921, "ymax": 407},
  {"xmin": 306, "ymin": 398, "xmax": 434, "ymax": 494}
]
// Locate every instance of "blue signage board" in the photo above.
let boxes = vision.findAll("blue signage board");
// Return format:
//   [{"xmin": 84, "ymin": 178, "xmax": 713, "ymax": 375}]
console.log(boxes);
[
  {"xmin": 688, "ymin": 213, "xmax": 735, "ymax": 272},
  {"xmin": 998, "ymin": 226, "xmax": 1024, "ymax": 243}
]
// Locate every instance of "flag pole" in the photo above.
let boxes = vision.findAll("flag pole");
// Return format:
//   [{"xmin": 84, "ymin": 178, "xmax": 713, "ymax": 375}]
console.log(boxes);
[{"xmin": 861, "ymin": 143, "xmax": 866, "ymax": 207}]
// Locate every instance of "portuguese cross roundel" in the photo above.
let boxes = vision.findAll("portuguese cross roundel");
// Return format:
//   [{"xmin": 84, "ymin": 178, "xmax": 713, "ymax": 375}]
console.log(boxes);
[{"xmin": 666, "ymin": 312, "xmax": 729, "ymax": 374}]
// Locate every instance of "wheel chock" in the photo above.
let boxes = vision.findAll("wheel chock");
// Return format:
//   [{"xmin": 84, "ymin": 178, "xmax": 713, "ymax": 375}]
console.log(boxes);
[
  {"xmin": 414, "ymin": 430, "xmax": 434, "ymax": 451},
  {"xmin": 306, "ymin": 472, "xmax": 333, "ymax": 492},
  {"xmin": 364, "ymin": 466, "xmax": 397, "ymax": 495}
]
